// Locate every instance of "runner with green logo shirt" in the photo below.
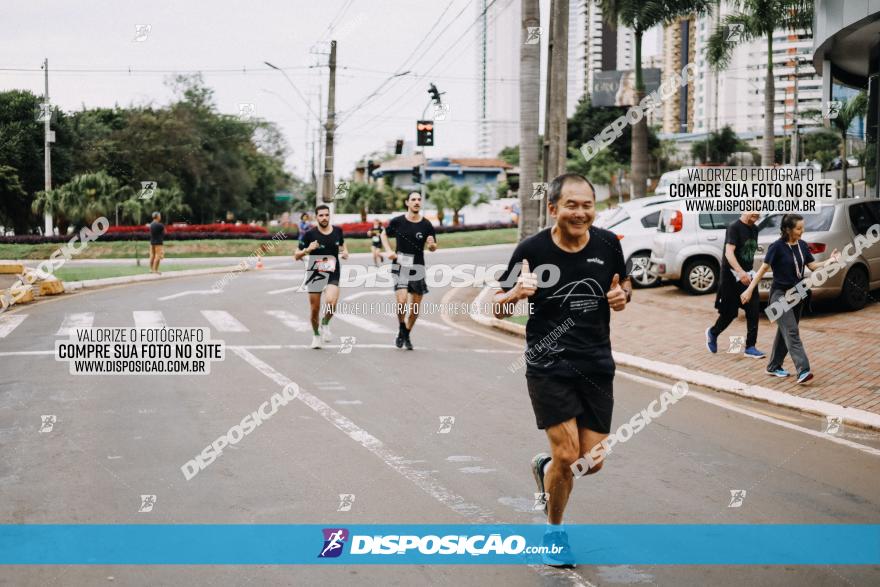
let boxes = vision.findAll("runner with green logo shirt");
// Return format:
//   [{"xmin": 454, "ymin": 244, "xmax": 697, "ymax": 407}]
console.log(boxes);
[{"xmin": 706, "ymin": 213, "xmax": 764, "ymax": 358}]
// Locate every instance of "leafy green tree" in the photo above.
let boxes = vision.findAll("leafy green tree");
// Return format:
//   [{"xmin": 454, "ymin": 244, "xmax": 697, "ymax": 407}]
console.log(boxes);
[
  {"xmin": 691, "ymin": 125, "xmax": 750, "ymax": 164},
  {"xmin": 707, "ymin": 0, "xmax": 813, "ymax": 166},
  {"xmin": 0, "ymin": 166, "xmax": 31, "ymax": 233}
]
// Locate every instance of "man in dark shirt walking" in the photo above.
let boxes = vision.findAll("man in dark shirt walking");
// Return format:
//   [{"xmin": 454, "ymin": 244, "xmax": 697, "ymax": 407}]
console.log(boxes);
[
  {"xmin": 495, "ymin": 173, "xmax": 631, "ymax": 568},
  {"xmin": 380, "ymin": 192, "xmax": 437, "ymax": 350},
  {"xmin": 149, "ymin": 212, "xmax": 165, "ymax": 274},
  {"xmin": 705, "ymin": 213, "xmax": 764, "ymax": 358}
]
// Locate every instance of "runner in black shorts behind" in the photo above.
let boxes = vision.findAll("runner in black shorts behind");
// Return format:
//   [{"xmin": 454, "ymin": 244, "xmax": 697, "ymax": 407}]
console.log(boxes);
[
  {"xmin": 495, "ymin": 172, "xmax": 631, "ymax": 568},
  {"xmin": 294, "ymin": 204, "xmax": 348, "ymax": 349},
  {"xmin": 380, "ymin": 192, "xmax": 437, "ymax": 350}
]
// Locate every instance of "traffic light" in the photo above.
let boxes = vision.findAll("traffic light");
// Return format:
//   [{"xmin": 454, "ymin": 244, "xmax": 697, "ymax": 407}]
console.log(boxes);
[
  {"xmin": 428, "ymin": 83, "xmax": 442, "ymax": 105},
  {"xmin": 366, "ymin": 159, "xmax": 379, "ymax": 180},
  {"xmin": 394, "ymin": 139, "xmax": 404, "ymax": 155},
  {"xmin": 416, "ymin": 120, "xmax": 434, "ymax": 146},
  {"xmin": 412, "ymin": 165, "xmax": 421, "ymax": 184}
]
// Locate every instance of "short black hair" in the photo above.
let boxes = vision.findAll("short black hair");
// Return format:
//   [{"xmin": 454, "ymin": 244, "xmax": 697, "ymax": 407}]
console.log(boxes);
[
  {"xmin": 406, "ymin": 191, "xmax": 421, "ymax": 202},
  {"xmin": 547, "ymin": 173, "xmax": 595, "ymax": 205},
  {"xmin": 315, "ymin": 204, "xmax": 330, "ymax": 214}
]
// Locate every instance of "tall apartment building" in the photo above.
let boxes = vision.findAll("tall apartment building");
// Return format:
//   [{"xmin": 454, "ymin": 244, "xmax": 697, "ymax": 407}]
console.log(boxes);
[
  {"xmin": 475, "ymin": 0, "xmax": 520, "ymax": 157},
  {"xmin": 663, "ymin": 3, "xmax": 822, "ymax": 145}
]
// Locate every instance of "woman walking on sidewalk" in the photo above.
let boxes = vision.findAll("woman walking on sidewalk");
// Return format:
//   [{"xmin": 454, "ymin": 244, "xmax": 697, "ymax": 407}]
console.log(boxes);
[{"xmin": 741, "ymin": 214, "xmax": 839, "ymax": 384}]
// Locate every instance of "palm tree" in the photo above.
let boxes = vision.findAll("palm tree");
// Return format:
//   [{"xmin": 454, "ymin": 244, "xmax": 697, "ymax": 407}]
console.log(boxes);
[
  {"xmin": 446, "ymin": 184, "xmax": 489, "ymax": 226},
  {"xmin": 600, "ymin": 0, "xmax": 713, "ymax": 198},
  {"xmin": 829, "ymin": 93, "xmax": 868, "ymax": 197},
  {"xmin": 345, "ymin": 182, "xmax": 384, "ymax": 222},
  {"xmin": 707, "ymin": 0, "xmax": 813, "ymax": 167},
  {"xmin": 519, "ymin": 0, "xmax": 541, "ymax": 239},
  {"xmin": 426, "ymin": 175, "xmax": 454, "ymax": 225}
]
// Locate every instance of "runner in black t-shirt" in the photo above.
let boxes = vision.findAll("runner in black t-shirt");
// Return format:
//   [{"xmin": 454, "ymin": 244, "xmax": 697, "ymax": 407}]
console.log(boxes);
[
  {"xmin": 368, "ymin": 219, "xmax": 385, "ymax": 267},
  {"xmin": 705, "ymin": 213, "xmax": 764, "ymax": 358},
  {"xmin": 380, "ymin": 192, "xmax": 437, "ymax": 350},
  {"xmin": 293, "ymin": 205, "xmax": 349, "ymax": 349},
  {"xmin": 495, "ymin": 173, "xmax": 631, "ymax": 568}
]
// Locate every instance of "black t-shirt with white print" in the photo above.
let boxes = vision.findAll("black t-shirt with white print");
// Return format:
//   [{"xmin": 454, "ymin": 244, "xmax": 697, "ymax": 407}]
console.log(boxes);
[
  {"xmin": 385, "ymin": 215, "xmax": 436, "ymax": 266},
  {"xmin": 299, "ymin": 226, "xmax": 344, "ymax": 274},
  {"xmin": 499, "ymin": 226, "xmax": 627, "ymax": 379}
]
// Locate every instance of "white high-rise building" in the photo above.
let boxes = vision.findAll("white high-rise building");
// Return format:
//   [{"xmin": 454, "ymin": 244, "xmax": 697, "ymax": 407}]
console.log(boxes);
[
  {"xmin": 688, "ymin": 4, "xmax": 821, "ymax": 144},
  {"xmin": 475, "ymin": 0, "xmax": 520, "ymax": 157}
]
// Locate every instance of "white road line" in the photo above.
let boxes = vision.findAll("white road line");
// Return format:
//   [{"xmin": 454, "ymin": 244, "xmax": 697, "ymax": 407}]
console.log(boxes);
[
  {"xmin": 332, "ymin": 313, "xmax": 395, "ymax": 334},
  {"xmin": 157, "ymin": 290, "xmax": 221, "ymax": 301},
  {"xmin": 265, "ymin": 310, "xmax": 311, "ymax": 332},
  {"xmin": 343, "ymin": 291, "xmax": 391, "ymax": 301},
  {"xmin": 334, "ymin": 400, "xmax": 363, "ymax": 405},
  {"xmin": 200, "ymin": 310, "xmax": 249, "ymax": 332},
  {"xmin": 230, "ymin": 347, "xmax": 495, "ymax": 521},
  {"xmin": 231, "ymin": 347, "xmax": 590, "ymax": 586},
  {"xmin": 617, "ymin": 370, "xmax": 880, "ymax": 458},
  {"xmin": 133, "ymin": 311, "xmax": 167, "ymax": 328},
  {"xmin": 267, "ymin": 285, "xmax": 303, "ymax": 295},
  {"xmin": 0, "ymin": 314, "xmax": 28, "ymax": 338},
  {"xmin": 56, "ymin": 312, "xmax": 95, "ymax": 336}
]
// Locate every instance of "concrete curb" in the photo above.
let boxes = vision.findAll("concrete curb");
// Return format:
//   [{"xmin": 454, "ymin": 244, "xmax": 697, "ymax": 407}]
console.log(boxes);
[
  {"xmin": 62, "ymin": 265, "xmax": 247, "ymax": 292},
  {"xmin": 469, "ymin": 286, "xmax": 880, "ymax": 431}
]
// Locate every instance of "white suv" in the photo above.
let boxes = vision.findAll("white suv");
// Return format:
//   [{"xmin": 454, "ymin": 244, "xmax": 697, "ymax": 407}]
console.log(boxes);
[
  {"xmin": 648, "ymin": 205, "xmax": 742, "ymax": 295},
  {"xmin": 595, "ymin": 196, "xmax": 677, "ymax": 287}
]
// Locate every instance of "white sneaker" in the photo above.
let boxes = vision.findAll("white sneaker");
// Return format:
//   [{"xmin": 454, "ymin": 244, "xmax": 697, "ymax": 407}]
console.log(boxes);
[
  {"xmin": 310, "ymin": 335, "xmax": 322, "ymax": 349},
  {"xmin": 321, "ymin": 324, "xmax": 332, "ymax": 343}
]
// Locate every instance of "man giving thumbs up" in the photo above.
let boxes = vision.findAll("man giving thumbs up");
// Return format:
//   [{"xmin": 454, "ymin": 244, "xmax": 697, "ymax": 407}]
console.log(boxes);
[{"xmin": 493, "ymin": 173, "xmax": 631, "ymax": 568}]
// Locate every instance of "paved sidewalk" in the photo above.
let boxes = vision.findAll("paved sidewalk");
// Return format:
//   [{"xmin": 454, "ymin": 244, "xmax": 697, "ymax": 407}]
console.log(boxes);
[{"xmin": 611, "ymin": 286, "xmax": 880, "ymax": 415}]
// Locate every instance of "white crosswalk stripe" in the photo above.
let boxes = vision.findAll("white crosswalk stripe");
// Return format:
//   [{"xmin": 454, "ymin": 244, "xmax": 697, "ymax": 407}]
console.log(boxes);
[
  {"xmin": 56, "ymin": 312, "xmax": 94, "ymax": 336},
  {"xmin": 200, "ymin": 310, "xmax": 249, "ymax": 332},
  {"xmin": 0, "ymin": 314, "xmax": 28, "ymax": 338},
  {"xmin": 265, "ymin": 310, "xmax": 311, "ymax": 332},
  {"xmin": 133, "ymin": 311, "xmax": 167, "ymax": 328},
  {"xmin": 331, "ymin": 313, "xmax": 394, "ymax": 334}
]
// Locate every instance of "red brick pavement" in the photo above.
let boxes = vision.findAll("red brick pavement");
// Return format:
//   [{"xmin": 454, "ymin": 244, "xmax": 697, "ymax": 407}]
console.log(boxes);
[{"xmin": 610, "ymin": 285, "xmax": 880, "ymax": 415}]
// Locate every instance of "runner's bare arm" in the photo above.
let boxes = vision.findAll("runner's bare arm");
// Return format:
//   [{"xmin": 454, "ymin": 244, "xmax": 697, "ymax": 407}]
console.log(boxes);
[
  {"xmin": 807, "ymin": 248, "xmax": 840, "ymax": 271},
  {"xmin": 340, "ymin": 242, "xmax": 349, "ymax": 261},
  {"xmin": 741, "ymin": 262, "xmax": 770, "ymax": 304},
  {"xmin": 294, "ymin": 240, "xmax": 318, "ymax": 261},
  {"xmin": 426, "ymin": 235, "xmax": 437, "ymax": 251},
  {"xmin": 380, "ymin": 230, "xmax": 396, "ymax": 261},
  {"xmin": 494, "ymin": 260, "xmax": 536, "ymax": 319}
]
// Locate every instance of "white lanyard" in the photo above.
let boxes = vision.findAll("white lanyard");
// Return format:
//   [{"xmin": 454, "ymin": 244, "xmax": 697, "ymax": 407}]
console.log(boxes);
[{"xmin": 789, "ymin": 242, "xmax": 805, "ymax": 279}]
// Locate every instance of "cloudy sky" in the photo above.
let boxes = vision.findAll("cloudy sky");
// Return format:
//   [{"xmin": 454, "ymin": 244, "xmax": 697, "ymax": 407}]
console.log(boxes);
[
  {"xmin": 3, "ymin": 1, "xmax": 516, "ymax": 177},
  {"xmin": 3, "ymin": 1, "xmax": 661, "ymax": 183}
]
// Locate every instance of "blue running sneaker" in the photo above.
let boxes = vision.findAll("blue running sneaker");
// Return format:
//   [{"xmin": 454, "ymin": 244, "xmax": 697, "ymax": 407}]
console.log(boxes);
[
  {"xmin": 541, "ymin": 530, "xmax": 576, "ymax": 568},
  {"xmin": 767, "ymin": 367, "xmax": 790, "ymax": 378},
  {"xmin": 797, "ymin": 370, "xmax": 814, "ymax": 384},
  {"xmin": 705, "ymin": 327, "xmax": 717, "ymax": 353},
  {"xmin": 744, "ymin": 346, "xmax": 766, "ymax": 359}
]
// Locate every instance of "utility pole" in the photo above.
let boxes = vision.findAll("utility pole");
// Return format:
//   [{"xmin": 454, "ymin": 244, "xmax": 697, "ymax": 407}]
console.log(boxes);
[
  {"xmin": 519, "ymin": 0, "xmax": 541, "ymax": 240},
  {"xmin": 321, "ymin": 41, "xmax": 337, "ymax": 204},
  {"xmin": 791, "ymin": 56, "xmax": 800, "ymax": 165},
  {"xmin": 541, "ymin": 0, "xmax": 569, "ymax": 229},
  {"xmin": 41, "ymin": 58, "xmax": 53, "ymax": 235},
  {"xmin": 316, "ymin": 85, "xmax": 324, "ymax": 204}
]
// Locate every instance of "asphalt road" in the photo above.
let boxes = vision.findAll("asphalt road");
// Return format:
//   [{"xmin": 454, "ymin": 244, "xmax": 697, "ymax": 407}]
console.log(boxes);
[{"xmin": 1, "ymin": 245, "xmax": 879, "ymax": 586}]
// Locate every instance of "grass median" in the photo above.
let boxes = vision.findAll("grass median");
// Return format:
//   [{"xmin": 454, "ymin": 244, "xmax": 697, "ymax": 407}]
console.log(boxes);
[
  {"xmin": 0, "ymin": 228, "xmax": 518, "ymax": 260},
  {"xmin": 53, "ymin": 264, "xmax": 225, "ymax": 282}
]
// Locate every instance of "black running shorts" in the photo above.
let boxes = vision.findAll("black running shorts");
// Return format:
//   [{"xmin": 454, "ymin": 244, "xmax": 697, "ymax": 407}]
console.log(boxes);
[
  {"xmin": 392, "ymin": 263, "xmax": 429, "ymax": 295},
  {"xmin": 526, "ymin": 373, "xmax": 614, "ymax": 433}
]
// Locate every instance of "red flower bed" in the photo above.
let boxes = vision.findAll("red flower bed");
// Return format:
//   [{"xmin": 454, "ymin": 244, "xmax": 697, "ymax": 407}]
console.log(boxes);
[
  {"xmin": 106, "ymin": 223, "xmax": 268, "ymax": 234},
  {"xmin": 338, "ymin": 221, "xmax": 379, "ymax": 233}
]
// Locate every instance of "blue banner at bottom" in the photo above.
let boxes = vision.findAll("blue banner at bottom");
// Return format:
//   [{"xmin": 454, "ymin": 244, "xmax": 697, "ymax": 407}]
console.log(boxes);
[{"xmin": 0, "ymin": 525, "xmax": 877, "ymax": 565}]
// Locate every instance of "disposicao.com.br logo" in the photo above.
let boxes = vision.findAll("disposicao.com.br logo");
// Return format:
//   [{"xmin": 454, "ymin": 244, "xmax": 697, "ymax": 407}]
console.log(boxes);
[{"xmin": 317, "ymin": 528, "xmax": 556, "ymax": 559}]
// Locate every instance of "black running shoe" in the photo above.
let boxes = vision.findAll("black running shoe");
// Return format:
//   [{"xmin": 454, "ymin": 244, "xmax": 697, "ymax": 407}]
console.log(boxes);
[
  {"xmin": 395, "ymin": 333, "xmax": 405, "ymax": 348},
  {"xmin": 403, "ymin": 334, "xmax": 413, "ymax": 350}
]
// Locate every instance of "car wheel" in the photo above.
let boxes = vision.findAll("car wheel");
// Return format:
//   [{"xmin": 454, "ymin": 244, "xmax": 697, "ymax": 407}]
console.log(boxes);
[
  {"xmin": 681, "ymin": 258, "xmax": 718, "ymax": 295},
  {"xmin": 627, "ymin": 252, "xmax": 659, "ymax": 288},
  {"xmin": 839, "ymin": 266, "xmax": 869, "ymax": 311}
]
